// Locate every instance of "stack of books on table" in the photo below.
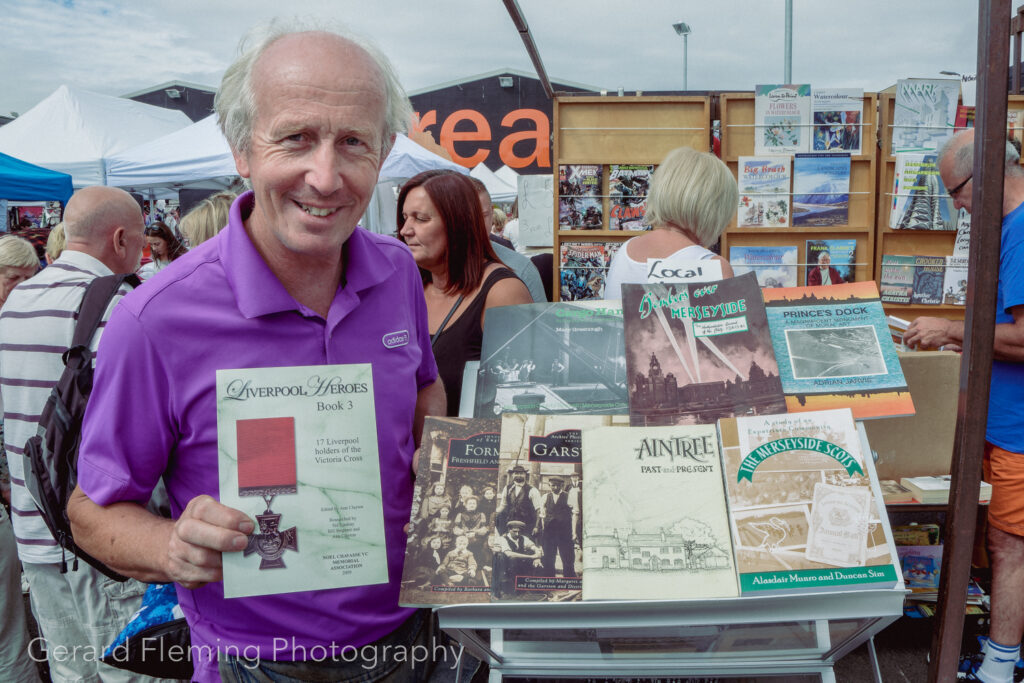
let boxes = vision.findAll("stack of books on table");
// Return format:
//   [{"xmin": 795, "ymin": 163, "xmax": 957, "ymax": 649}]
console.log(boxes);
[{"xmin": 899, "ymin": 475, "xmax": 992, "ymax": 504}]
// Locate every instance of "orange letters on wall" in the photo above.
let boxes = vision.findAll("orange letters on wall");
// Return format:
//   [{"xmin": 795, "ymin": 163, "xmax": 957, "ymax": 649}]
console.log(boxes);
[
  {"xmin": 498, "ymin": 109, "xmax": 549, "ymax": 169},
  {"xmin": 418, "ymin": 108, "xmax": 553, "ymax": 170},
  {"xmin": 439, "ymin": 109, "xmax": 491, "ymax": 167}
]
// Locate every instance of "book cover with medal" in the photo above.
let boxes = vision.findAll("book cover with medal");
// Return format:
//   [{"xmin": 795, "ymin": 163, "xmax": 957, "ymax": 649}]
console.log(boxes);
[{"xmin": 217, "ymin": 363, "xmax": 387, "ymax": 598}]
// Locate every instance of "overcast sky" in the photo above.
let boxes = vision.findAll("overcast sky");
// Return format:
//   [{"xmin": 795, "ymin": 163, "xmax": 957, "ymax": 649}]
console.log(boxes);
[{"xmin": 0, "ymin": 0, "xmax": 987, "ymax": 117}]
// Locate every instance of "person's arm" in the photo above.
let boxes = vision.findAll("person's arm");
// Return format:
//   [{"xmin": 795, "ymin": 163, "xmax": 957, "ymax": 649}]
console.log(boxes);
[
  {"xmin": 482, "ymin": 276, "xmax": 533, "ymax": 327},
  {"xmin": 68, "ymin": 487, "xmax": 253, "ymax": 589},
  {"xmin": 413, "ymin": 378, "xmax": 445, "ymax": 451},
  {"xmin": 903, "ymin": 316, "xmax": 964, "ymax": 351}
]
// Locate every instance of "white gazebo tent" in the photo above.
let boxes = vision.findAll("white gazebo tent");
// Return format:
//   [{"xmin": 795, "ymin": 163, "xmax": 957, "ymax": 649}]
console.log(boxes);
[
  {"xmin": 494, "ymin": 165, "xmax": 521, "ymax": 193},
  {"xmin": 0, "ymin": 85, "xmax": 190, "ymax": 187},
  {"xmin": 104, "ymin": 114, "xmax": 237, "ymax": 194},
  {"xmin": 470, "ymin": 162, "xmax": 516, "ymax": 203}
]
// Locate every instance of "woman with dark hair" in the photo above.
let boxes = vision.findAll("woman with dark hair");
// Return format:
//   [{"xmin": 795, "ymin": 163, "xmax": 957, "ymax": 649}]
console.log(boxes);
[
  {"xmin": 398, "ymin": 170, "xmax": 531, "ymax": 416},
  {"xmin": 138, "ymin": 221, "xmax": 187, "ymax": 280}
]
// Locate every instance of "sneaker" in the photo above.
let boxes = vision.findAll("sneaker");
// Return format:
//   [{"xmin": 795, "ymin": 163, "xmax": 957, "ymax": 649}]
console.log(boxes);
[{"xmin": 20, "ymin": 573, "xmax": 28, "ymax": 594}]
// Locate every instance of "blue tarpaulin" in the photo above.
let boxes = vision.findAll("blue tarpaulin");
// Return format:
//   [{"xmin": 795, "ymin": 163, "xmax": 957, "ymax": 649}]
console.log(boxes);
[{"xmin": 0, "ymin": 152, "xmax": 73, "ymax": 204}]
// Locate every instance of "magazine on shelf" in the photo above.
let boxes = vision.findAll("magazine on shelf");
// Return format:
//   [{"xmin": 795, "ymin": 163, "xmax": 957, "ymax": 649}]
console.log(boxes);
[
  {"xmin": 879, "ymin": 255, "xmax": 916, "ymax": 305},
  {"xmin": 559, "ymin": 242, "xmax": 609, "ymax": 301},
  {"xmin": 910, "ymin": 255, "xmax": 946, "ymax": 305},
  {"xmin": 762, "ymin": 281, "xmax": 915, "ymax": 420},
  {"xmin": 399, "ymin": 417, "xmax": 502, "ymax": 607},
  {"xmin": 954, "ymin": 105, "xmax": 975, "ymax": 131},
  {"xmin": 737, "ymin": 156, "xmax": 791, "ymax": 227},
  {"xmin": 754, "ymin": 84, "xmax": 812, "ymax": 155},
  {"xmin": 718, "ymin": 408, "xmax": 900, "ymax": 594},
  {"xmin": 811, "ymin": 88, "xmax": 863, "ymax": 154},
  {"xmin": 559, "ymin": 164, "xmax": 603, "ymax": 229},
  {"xmin": 609, "ymin": 164, "xmax": 653, "ymax": 230},
  {"xmin": 474, "ymin": 301, "xmax": 628, "ymax": 418},
  {"xmin": 621, "ymin": 272, "xmax": 786, "ymax": 427},
  {"xmin": 581, "ymin": 423, "xmax": 739, "ymax": 601},
  {"xmin": 890, "ymin": 153, "xmax": 957, "ymax": 231},
  {"xmin": 943, "ymin": 255, "xmax": 968, "ymax": 306},
  {"xmin": 491, "ymin": 413, "xmax": 623, "ymax": 602},
  {"xmin": 805, "ymin": 239, "xmax": 856, "ymax": 286},
  {"xmin": 729, "ymin": 245, "xmax": 798, "ymax": 288},
  {"xmin": 891, "ymin": 78, "xmax": 960, "ymax": 153},
  {"xmin": 792, "ymin": 153, "xmax": 850, "ymax": 227}
]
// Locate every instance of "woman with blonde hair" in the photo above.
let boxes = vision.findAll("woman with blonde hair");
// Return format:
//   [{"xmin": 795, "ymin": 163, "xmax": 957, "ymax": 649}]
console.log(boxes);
[
  {"xmin": 604, "ymin": 146, "xmax": 737, "ymax": 300},
  {"xmin": 45, "ymin": 222, "xmax": 66, "ymax": 264},
  {"xmin": 180, "ymin": 192, "xmax": 236, "ymax": 247},
  {"xmin": 0, "ymin": 235, "xmax": 40, "ymax": 306}
]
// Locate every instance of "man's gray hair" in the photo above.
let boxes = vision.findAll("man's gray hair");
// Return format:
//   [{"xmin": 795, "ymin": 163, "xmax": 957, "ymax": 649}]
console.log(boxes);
[
  {"xmin": 939, "ymin": 132, "xmax": 1023, "ymax": 179},
  {"xmin": 215, "ymin": 18, "xmax": 412, "ymax": 156}
]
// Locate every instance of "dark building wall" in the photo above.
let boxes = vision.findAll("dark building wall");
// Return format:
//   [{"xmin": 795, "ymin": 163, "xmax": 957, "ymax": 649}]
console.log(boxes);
[
  {"xmin": 409, "ymin": 72, "xmax": 594, "ymax": 174},
  {"xmin": 128, "ymin": 86, "xmax": 215, "ymax": 123}
]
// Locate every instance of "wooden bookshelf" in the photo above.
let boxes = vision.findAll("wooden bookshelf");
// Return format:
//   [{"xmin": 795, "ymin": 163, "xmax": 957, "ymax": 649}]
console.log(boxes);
[
  {"xmin": 719, "ymin": 92, "xmax": 879, "ymax": 287},
  {"xmin": 551, "ymin": 95, "xmax": 712, "ymax": 301}
]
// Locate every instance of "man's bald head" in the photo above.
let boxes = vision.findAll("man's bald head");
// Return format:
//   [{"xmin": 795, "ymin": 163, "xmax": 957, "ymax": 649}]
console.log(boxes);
[
  {"xmin": 939, "ymin": 128, "xmax": 1021, "ymax": 180},
  {"xmin": 63, "ymin": 186, "xmax": 145, "ymax": 274}
]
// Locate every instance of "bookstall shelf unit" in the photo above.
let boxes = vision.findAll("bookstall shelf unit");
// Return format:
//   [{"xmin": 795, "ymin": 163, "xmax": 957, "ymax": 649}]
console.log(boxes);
[
  {"xmin": 551, "ymin": 95, "xmax": 712, "ymax": 301},
  {"xmin": 719, "ymin": 92, "xmax": 879, "ymax": 287}
]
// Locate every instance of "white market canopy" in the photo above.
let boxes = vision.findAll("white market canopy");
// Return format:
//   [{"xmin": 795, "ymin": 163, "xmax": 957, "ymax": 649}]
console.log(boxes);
[
  {"xmin": 379, "ymin": 133, "xmax": 467, "ymax": 181},
  {"xmin": 470, "ymin": 162, "xmax": 516, "ymax": 203},
  {"xmin": 105, "ymin": 114, "xmax": 237, "ymax": 192},
  {"xmin": 494, "ymin": 164, "xmax": 520, "ymax": 191},
  {"xmin": 0, "ymin": 85, "xmax": 191, "ymax": 187}
]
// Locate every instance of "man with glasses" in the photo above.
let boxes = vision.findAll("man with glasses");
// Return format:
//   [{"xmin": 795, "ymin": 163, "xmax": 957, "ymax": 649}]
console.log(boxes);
[{"xmin": 905, "ymin": 128, "xmax": 1024, "ymax": 683}]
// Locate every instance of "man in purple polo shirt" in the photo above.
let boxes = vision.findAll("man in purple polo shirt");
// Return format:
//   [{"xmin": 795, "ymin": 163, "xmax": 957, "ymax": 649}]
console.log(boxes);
[{"xmin": 67, "ymin": 21, "xmax": 446, "ymax": 683}]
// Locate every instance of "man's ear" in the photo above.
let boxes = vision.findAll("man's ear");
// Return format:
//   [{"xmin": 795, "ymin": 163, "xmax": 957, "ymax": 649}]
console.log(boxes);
[
  {"xmin": 112, "ymin": 226, "xmax": 127, "ymax": 255},
  {"xmin": 233, "ymin": 147, "xmax": 252, "ymax": 179}
]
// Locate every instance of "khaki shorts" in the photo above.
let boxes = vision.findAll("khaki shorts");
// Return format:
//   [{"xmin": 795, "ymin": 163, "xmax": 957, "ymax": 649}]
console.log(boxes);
[{"xmin": 984, "ymin": 442, "xmax": 1024, "ymax": 536}]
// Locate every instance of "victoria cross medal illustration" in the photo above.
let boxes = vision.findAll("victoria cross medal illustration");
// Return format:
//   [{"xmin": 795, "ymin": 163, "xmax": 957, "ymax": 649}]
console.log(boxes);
[{"xmin": 236, "ymin": 417, "xmax": 299, "ymax": 570}]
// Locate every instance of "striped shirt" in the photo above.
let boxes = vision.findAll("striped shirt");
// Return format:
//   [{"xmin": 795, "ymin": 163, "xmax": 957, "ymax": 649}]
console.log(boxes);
[{"xmin": 0, "ymin": 250, "xmax": 130, "ymax": 563}]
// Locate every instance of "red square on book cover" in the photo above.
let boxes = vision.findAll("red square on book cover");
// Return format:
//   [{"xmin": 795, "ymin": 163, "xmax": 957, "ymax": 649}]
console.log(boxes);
[{"xmin": 236, "ymin": 417, "xmax": 297, "ymax": 491}]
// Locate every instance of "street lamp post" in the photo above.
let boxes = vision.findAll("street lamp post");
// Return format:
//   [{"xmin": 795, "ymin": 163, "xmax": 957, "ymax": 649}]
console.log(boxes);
[{"xmin": 672, "ymin": 22, "xmax": 691, "ymax": 91}]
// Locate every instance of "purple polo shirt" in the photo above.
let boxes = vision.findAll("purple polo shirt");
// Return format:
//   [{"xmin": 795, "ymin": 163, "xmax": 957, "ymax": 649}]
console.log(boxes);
[{"xmin": 78, "ymin": 192, "xmax": 437, "ymax": 681}]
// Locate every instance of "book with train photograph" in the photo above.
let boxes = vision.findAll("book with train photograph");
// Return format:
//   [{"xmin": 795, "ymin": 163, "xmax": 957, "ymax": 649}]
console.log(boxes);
[
  {"xmin": 609, "ymin": 164, "xmax": 653, "ymax": 230},
  {"xmin": 729, "ymin": 245, "xmax": 798, "ymax": 288},
  {"xmin": 879, "ymin": 255, "xmax": 916, "ymax": 304},
  {"xmin": 737, "ymin": 156, "xmax": 791, "ymax": 227},
  {"xmin": 811, "ymin": 88, "xmax": 863, "ymax": 154},
  {"xmin": 792, "ymin": 153, "xmax": 850, "ymax": 227},
  {"xmin": 762, "ymin": 281, "xmax": 915, "ymax": 420},
  {"xmin": 805, "ymin": 239, "xmax": 856, "ymax": 286},
  {"xmin": 399, "ymin": 417, "xmax": 502, "ymax": 607},
  {"xmin": 474, "ymin": 301, "xmax": 628, "ymax": 418},
  {"xmin": 559, "ymin": 164, "xmax": 603, "ymax": 229},
  {"xmin": 754, "ymin": 84, "xmax": 812, "ymax": 155},
  {"xmin": 581, "ymin": 423, "xmax": 739, "ymax": 601},
  {"xmin": 718, "ymin": 408, "xmax": 900, "ymax": 595},
  {"xmin": 491, "ymin": 413, "xmax": 624, "ymax": 602},
  {"xmin": 889, "ymin": 153, "xmax": 957, "ymax": 231},
  {"xmin": 621, "ymin": 272, "xmax": 786, "ymax": 427},
  {"xmin": 891, "ymin": 78, "xmax": 960, "ymax": 153}
]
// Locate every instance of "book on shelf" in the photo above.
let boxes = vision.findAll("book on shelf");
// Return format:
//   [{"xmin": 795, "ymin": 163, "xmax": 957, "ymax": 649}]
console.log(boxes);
[
  {"xmin": 954, "ymin": 105, "xmax": 975, "ymax": 131},
  {"xmin": 718, "ymin": 408, "xmax": 900, "ymax": 595},
  {"xmin": 474, "ymin": 301, "xmax": 628, "ymax": 418},
  {"xmin": 558, "ymin": 164, "xmax": 603, "ymax": 229},
  {"xmin": 608, "ymin": 164, "xmax": 653, "ymax": 230},
  {"xmin": 581, "ymin": 423, "xmax": 739, "ymax": 601},
  {"xmin": 896, "ymin": 545, "xmax": 987, "ymax": 604},
  {"xmin": 890, "ymin": 153, "xmax": 957, "ymax": 231},
  {"xmin": 792, "ymin": 153, "xmax": 850, "ymax": 227},
  {"xmin": 892, "ymin": 78, "xmax": 960, "ymax": 153},
  {"xmin": 621, "ymin": 272, "xmax": 787, "ymax": 427},
  {"xmin": 879, "ymin": 255, "xmax": 916, "ymax": 305},
  {"xmin": 879, "ymin": 480, "xmax": 915, "ymax": 504},
  {"xmin": 762, "ymin": 280, "xmax": 915, "ymax": 420},
  {"xmin": 805, "ymin": 238, "xmax": 856, "ymax": 286},
  {"xmin": 491, "ymin": 413, "xmax": 622, "ymax": 602},
  {"xmin": 399, "ymin": 417, "xmax": 502, "ymax": 607},
  {"xmin": 729, "ymin": 245, "xmax": 798, "ymax": 288},
  {"xmin": 953, "ymin": 209, "xmax": 971, "ymax": 257},
  {"xmin": 559, "ymin": 241, "xmax": 611, "ymax": 301},
  {"xmin": 886, "ymin": 315, "xmax": 910, "ymax": 349},
  {"xmin": 943, "ymin": 255, "xmax": 968, "ymax": 305},
  {"xmin": 811, "ymin": 88, "xmax": 863, "ymax": 155},
  {"xmin": 891, "ymin": 523, "xmax": 941, "ymax": 546},
  {"xmin": 899, "ymin": 475, "xmax": 992, "ymax": 504},
  {"xmin": 1008, "ymin": 110, "xmax": 1024, "ymax": 152},
  {"xmin": 910, "ymin": 255, "xmax": 946, "ymax": 305},
  {"xmin": 754, "ymin": 84, "xmax": 812, "ymax": 155},
  {"xmin": 737, "ymin": 156, "xmax": 791, "ymax": 227}
]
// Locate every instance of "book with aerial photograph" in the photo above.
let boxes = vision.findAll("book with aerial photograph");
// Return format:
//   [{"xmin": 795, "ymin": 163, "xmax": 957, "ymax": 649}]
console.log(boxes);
[
  {"xmin": 762, "ymin": 281, "xmax": 915, "ymax": 420},
  {"xmin": 558, "ymin": 164, "xmax": 603, "ymax": 229},
  {"xmin": 718, "ymin": 408, "xmax": 900, "ymax": 595},
  {"xmin": 474, "ymin": 301, "xmax": 628, "ymax": 418},
  {"xmin": 621, "ymin": 272, "xmax": 786, "ymax": 427},
  {"xmin": 581, "ymin": 423, "xmax": 739, "ymax": 601},
  {"xmin": 399, "ymin": 417, "xmax": 501, "ymax": 607}
]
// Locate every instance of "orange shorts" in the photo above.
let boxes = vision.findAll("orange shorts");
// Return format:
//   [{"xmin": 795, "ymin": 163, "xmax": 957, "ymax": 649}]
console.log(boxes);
[{"xmin": 983, "ymin": 442, "xmax": 1024, "ymax": 536}]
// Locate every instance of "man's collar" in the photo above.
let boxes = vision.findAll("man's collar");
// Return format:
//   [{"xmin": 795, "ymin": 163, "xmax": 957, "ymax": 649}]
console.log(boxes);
[{"xmin": 56, "ymin": 249, "xmax": 116, "ymax": 277}]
